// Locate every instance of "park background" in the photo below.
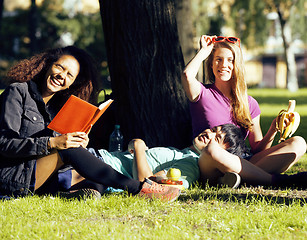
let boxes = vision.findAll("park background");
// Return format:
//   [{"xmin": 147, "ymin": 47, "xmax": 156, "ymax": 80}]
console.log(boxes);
[
  {"xmin": 0, "ymin": 0, "xmax": 306, "ymax": 152},
  {"xmin": 0, "ymin": 0, "xmax": 307, "ymax": 152},
  {"xmin": 1, "ymin": 0, "xmax": 306, "ymax": 89},
  {"xmin": 0, "ymin": 1, "xmax": 307, "ymax": 239}
]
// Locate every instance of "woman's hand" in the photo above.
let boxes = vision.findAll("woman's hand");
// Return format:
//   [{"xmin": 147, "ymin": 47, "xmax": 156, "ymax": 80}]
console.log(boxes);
[
  {"xmin": 49, "ymin": 132, "xmax": 89, "ymax": 150},
  {"xmin": 200, "ymin": 35, "xmax": 215, "ymax": 52}
]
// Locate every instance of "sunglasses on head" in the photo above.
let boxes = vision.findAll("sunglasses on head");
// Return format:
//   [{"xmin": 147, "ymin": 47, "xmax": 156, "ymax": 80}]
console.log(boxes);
[{"xmin": 213, "ymin": 36, "xmax": 240, "ymax": 47}]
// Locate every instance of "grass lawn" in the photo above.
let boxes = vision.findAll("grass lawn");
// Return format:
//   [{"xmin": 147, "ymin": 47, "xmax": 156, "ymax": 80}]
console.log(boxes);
[{"xmin": 1, "ymin": 88, "xmax": 307, "ymax": 239}]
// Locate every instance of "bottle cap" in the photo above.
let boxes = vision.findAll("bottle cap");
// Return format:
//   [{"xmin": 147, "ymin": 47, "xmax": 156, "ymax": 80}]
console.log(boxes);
[{"xmin": 115, "ymin": 125, "xmax": 120, "ymax": 129}]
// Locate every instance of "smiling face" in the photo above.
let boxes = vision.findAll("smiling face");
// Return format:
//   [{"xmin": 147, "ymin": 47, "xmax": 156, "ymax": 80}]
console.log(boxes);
[
  {"xmin": 193, "ymin": 126, "xmax": 228, "ymax": 153},
  {"xmin": 42, "ymin": 55, "xmax": 80, "ymax": 99},
  {"xmin": 211, "ymin": 47, "xmax": 234, "ymax": 83}
]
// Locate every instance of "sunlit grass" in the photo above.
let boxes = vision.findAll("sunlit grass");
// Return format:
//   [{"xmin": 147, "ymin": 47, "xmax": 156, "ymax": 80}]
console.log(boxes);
[{"xmin": 0, "ymin": 188, "xmax": 307, "ymax": 239}]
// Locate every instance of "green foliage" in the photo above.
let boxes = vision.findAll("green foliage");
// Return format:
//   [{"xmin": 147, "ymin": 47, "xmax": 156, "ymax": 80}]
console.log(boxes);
[
  {"xmin": 288, "ymin": 0, "xmax": 307, "ymax": 44},
  {"xmin": 230, "ymin": 0, "xmax": 306, "ymax": 49},
  {"xmin": 266, "ymin": 0, "xmax": 306, "ymax": 43},
  {"xmin": 191, "ymin": 0, "xmax": 224, "ymax": 36},
  {"xmin": 0, "ymin": 9, "xmax": 30, "ymax": 59},
  {"xmin": 230, "ymin": 0, "xmax": 269, "ymax": 48}
]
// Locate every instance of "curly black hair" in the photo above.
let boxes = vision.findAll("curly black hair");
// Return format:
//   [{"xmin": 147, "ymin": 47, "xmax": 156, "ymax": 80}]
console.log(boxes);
[{"xmin": 6, "ymin": 46, "xmax": 99, "ymax": 103}]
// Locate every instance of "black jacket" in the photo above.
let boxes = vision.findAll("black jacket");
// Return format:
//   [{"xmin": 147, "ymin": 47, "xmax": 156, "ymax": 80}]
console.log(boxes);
[{"xmin": 0, "ymin": 81, "xmax": 54, "ymax": 196}]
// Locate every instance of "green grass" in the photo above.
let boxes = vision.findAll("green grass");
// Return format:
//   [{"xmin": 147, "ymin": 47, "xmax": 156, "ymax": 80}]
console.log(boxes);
[
  {"xmin": 1, "ymin": 88, "xmax": 307, "ymax": 239},
  {"xmin": 1, "ymin": 187, "xmax": 307, "ymax": 239}
]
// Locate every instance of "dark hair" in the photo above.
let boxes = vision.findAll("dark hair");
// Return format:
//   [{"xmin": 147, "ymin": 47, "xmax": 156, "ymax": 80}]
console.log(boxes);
[
  {"xmin": 6, "ymin": 46, "xmax": 98, "ymax": 103},
  {"xmin": 220, "ymin": 124, "xmax": 248, "ymax": 158}
]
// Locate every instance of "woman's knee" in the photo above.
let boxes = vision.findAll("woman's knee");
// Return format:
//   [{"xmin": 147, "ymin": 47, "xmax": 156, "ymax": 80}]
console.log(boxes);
[{"xmin": 288, "ymin": 136, "xmax": 307, "ymax": 156}]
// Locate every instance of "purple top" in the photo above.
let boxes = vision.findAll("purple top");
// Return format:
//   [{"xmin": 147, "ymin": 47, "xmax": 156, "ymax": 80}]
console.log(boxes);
[{"xmin": 189, "ymin": 84, "xmax": 261, "ymax": 138}]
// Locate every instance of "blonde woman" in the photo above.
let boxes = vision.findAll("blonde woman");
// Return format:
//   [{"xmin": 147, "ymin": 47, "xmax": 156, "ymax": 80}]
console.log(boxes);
[{"xmin": 181, "ymin": 35, "xmax": 306, "ymax": 188}]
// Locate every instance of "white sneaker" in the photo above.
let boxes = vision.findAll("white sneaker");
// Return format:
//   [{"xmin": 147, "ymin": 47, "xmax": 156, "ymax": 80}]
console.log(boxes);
[{"xmin": 219, "ymin": 172, "xmax": 241, "ymax": 189}]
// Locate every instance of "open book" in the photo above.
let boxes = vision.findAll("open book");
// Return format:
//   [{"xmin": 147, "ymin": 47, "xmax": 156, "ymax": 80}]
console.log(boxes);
[{"xmin": 48, "ymin": 95, "xmax": 113, "ymax": 134}]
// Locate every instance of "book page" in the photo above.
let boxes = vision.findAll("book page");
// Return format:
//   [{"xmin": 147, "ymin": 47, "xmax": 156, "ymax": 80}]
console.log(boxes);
[{"xmin": 48, "ymin": 96, "xmax": 113, "ymax": 134}]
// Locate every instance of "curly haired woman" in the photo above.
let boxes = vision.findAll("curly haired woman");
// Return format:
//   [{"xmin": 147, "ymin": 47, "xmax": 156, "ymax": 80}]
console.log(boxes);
[{"xmin": 0, "ymin": 46, "xmax": 180, "ymax": 202}]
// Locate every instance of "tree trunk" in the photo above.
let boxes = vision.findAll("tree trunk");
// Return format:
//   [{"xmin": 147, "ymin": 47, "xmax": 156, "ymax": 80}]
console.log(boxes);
[
  {"xmin": 277, "ymin": 8, "xmax": 298, "ymax": 92},
  {"xmin": 97, "ymin": 0, "xmax": 192, "ymax": 150}
]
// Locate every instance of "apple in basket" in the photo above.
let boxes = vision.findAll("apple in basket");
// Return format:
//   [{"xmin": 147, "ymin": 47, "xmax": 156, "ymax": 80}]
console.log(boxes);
[{"xmin": 166, "ymin": 168, "xmax": 181, "ymax": 181}]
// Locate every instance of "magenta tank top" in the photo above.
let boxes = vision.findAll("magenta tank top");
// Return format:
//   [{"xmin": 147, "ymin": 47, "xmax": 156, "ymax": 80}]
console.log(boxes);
[{"xmin": 189, "ymin": 84, "xmax": 261, "ymax": 138}]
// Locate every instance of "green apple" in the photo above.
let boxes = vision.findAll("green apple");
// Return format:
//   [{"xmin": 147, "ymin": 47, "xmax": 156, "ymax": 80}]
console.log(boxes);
[{"xmin": 166, "ymin": 168, "xmax": 181, "ymax": 181}]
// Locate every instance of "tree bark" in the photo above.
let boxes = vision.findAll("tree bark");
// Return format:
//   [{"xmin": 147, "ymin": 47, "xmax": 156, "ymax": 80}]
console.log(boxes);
[{"xmin": 97, "ymin": 0, "xmax": 191, "ymax": 149}]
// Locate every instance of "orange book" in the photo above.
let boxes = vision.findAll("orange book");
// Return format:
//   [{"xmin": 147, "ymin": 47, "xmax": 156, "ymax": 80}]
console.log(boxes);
[{"xmin": 48, "ymin": 95, "xmax": 113, "ymax": 134}]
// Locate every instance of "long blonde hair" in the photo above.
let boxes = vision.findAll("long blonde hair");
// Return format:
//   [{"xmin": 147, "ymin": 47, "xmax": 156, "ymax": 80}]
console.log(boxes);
[{"xmin": 205, "ymin": 41, "xmax": 253, "ymax": 131}]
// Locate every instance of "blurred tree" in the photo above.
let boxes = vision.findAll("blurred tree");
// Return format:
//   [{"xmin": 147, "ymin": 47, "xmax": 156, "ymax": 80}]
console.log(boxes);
[
  {"xmin": 0, "ymin": 0, "xmax": 3, "ymax": 38},
  {"xmin": 188, "ymin": 0, "xmax": 226, "ymax": 83},
  {"xmin": 231, "ymin": 0, "xmax": 305, "ymax": 92},
  {"xmin": 230, "ymin": 0, "xmax": 268, "ymax": 48},
  {"xmin": 0, "ymin": 9, "xmax": 29, "ymax": 60},
  {"xmin": 191, "ymin": 0, "xmax": 224, "ymax": 37},
  {"xmin": 175, "ymin": 0, "xmax": 226, "ymax": 67},
  {"xmin": 265, "ymin": 0, "xmax": 304, "ymax": 92},
  {"xmin": 97, "ymin": 0, "xmax": 192, "ymax": 149},
  {"xmin": 29, "ymin": 0, "xmax": 38, "ymax": 54},
  {"xmin": 175, "ymin": 0, "xmax": 194, "ymax": 65}
]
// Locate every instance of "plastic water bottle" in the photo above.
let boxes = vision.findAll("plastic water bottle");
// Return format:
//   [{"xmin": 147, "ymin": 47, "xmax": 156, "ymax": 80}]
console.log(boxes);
[{"xmin": 109, "ymin": 125, "xmax": 124, "ymax": 152}]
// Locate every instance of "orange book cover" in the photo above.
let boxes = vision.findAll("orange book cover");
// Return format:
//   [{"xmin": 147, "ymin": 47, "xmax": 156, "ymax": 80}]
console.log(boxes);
[{"xmin": 48, "ymin": 95, "xmax": 113, "ymax": 134}]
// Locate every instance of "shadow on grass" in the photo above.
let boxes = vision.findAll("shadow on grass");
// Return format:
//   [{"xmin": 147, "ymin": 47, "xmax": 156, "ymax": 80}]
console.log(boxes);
[{"xmin": 179, "ymin": 187, "xmax": 307, "ymax": 206}]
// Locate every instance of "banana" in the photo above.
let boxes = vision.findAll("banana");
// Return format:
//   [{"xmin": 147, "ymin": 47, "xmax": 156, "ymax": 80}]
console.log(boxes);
[{"xmin": 275, "ymin": 100, "xmax": 300, "ymax": 142}]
